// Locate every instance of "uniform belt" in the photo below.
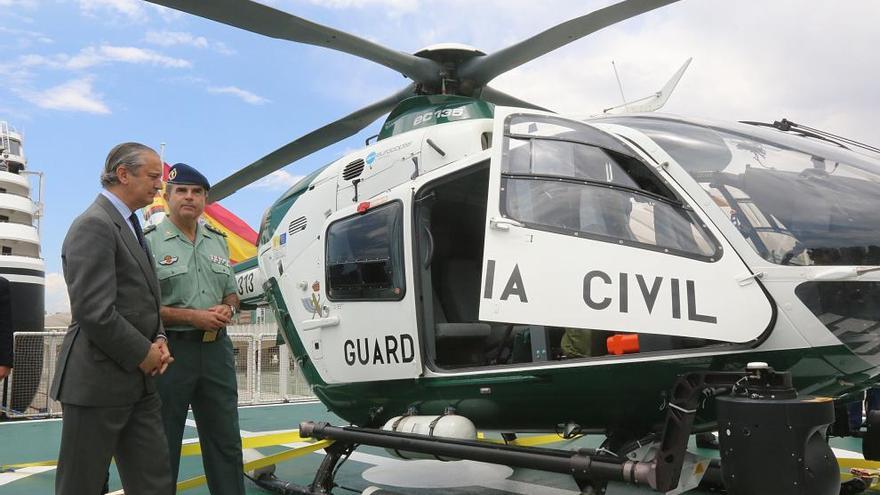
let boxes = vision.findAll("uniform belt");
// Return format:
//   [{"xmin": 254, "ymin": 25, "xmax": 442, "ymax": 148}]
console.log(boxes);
[{"xmin": 167, "ymin": 328, "xmax": 226, "ymax": 343}]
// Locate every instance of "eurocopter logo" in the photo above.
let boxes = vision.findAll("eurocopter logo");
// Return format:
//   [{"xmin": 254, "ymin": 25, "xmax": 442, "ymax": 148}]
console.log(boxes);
[{"xmin": 365, "ymin": 142, "xmax": 411, "ymax": 165}]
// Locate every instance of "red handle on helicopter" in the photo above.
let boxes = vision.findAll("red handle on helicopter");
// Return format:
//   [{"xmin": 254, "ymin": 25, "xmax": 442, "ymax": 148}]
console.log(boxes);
[{"xmin": 607, "ymin": 333, "xmax": 640, "ymax": 355}]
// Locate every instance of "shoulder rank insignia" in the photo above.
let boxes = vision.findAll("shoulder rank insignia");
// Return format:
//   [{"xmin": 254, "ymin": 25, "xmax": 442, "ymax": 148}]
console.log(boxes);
[
  {"xmin": 158, "ymin": 255, "xmax": 179, "ymax": 266},
  {"xmin": 204, "ymin": 223, "xmax": 227, "ymax": 237},
  {"xmin": 143, "ymin": 224, "xmax": 157, "ymax": 235}
]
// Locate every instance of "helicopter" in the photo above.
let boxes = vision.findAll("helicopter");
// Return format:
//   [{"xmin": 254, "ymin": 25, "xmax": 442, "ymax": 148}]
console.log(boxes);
[{"xmin": 145, "ymin": 0, "xmax": 880, "ymax": 493}]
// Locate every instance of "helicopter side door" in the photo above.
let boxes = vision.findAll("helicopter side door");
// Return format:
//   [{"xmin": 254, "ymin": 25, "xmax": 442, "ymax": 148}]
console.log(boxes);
[
  {"xmin": 479, "ymin": 110, "xmax": 773, "ymax": 343},
  {"xmin": 315, "ymin": 188, "xmax": 422, "ymax": 383}
]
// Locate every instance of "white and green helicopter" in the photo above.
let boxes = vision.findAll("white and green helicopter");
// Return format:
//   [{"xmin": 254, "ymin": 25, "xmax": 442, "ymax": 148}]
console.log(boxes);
[{"xmin": 149, "ymin": 1, "xmax": 880, "ymax": 493}]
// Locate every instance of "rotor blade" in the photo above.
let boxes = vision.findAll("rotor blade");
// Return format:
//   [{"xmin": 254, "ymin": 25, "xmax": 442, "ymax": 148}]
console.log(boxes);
[
  {"xmin": 209, "ymin": 84, "xmax": 417, "ymax": 202},
  {"xmin": 479, "ymin": 86, "xmax": 552, "ymax": 112},
  {"xmin": 144, "ymin": 0, "xmax": 440, "ymax": 83},
  {"xmin": 459, "ymin": 0, "xmax": 679, "ymax": 85}
]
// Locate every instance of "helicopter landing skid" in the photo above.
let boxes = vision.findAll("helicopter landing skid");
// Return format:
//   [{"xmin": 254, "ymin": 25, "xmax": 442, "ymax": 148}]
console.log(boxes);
[
  {"xmin": 248, "ymin": 440, "xmax": 355, "ymax": 495},
  {"xmin": 299, "ymin": 421, "xmax": 634, "ymax": 494},
  {"xmin": 258, "ymin": 365, "xmax": 845, "ymax": 494},
  {"xmin": 288, "ymin": 368, "xmax": 778, "ymax": 495}
]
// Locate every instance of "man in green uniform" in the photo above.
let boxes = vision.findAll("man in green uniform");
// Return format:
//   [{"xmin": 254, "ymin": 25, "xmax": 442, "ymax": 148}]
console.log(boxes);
[{"xmin": 145, "ymin": 163, "xmax": 244, "ymax": 494}]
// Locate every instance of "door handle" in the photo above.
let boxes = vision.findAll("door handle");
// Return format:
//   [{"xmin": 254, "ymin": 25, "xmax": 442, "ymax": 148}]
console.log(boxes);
[
  {"xmin": 489, "ymin": 217, "xmax": 524, "ymax": 231},
  {"xmin": 301, "ymin": 316, "xmax": 340, "ymax": 331}
]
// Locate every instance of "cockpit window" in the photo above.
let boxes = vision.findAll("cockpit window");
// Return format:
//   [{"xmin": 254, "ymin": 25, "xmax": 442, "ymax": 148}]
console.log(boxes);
[
  {"xmin": 501, "ymin": 115, "xmax": 717, "ymax": 259},
  {"xmin": 607, "ymin": 117, "xmax": 880, "ymax": 266},
  {"xmin": 326, "ymin": 202, "xmax": 405, "ymax": 301}
]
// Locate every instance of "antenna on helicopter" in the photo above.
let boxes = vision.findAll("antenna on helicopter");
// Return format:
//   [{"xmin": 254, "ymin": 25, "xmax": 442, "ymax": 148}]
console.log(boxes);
[
  {"xmin": 611, "ymin": 60, "xmax": 629, "ymax": 112},
  {"xmin": 602, "ymin": 57, "xmax": 692, "ymax": 115}
]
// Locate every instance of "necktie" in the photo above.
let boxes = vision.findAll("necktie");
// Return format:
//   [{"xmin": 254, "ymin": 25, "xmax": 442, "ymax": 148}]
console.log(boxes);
[{"xmin": 129, "ymin": 212, "xmax": 147, "ymax": 252}]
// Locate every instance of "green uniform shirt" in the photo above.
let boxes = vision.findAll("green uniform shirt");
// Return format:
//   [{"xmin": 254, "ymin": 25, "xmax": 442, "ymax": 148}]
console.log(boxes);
[{"xmin": 146, "ymin": 217, "xmax": 237, "ymax": 332}]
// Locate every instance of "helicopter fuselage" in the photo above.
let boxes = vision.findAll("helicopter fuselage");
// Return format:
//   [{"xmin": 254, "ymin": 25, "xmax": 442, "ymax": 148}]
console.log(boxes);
[{"xmin": 239, "ymin": 97, "xmax": 880, "ymax": 435}]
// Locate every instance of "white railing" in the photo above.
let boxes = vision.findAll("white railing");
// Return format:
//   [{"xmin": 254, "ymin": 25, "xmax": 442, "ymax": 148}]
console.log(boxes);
[{"xmin": 1, "ymin": 324, "xmax": 316, "ymax": 419}]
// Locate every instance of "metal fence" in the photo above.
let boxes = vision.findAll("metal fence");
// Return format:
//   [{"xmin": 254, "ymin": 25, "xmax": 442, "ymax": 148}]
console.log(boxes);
[
  {"xmin": 1, "ymin": 324, "xmax": 315, "ymax": 419},
  {"xmin": 2, "ymin": 331, "xmax": 65, "ymax": 418}
]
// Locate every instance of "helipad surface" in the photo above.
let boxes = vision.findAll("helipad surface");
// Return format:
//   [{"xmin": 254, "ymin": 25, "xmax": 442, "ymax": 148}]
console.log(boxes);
[{"xmin": 0, "ymin": 401, "xmax": 867, "ymax": 494}]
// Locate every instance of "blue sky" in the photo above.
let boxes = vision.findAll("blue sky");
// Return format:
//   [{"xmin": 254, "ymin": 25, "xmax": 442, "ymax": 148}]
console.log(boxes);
[{"xmin": 0, "ymin": 0, "xmax": 877, "ymax": 313}]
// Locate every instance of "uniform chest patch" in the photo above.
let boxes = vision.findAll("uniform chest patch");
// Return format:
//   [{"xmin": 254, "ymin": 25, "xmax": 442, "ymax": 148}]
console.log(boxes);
[
  {"xmin": 210, "ymin": 255, "xmax": 229, "ymax": 267},
  {"xmin": 158, "ymin": 255, "xmax": 179, "ymax": 266}
]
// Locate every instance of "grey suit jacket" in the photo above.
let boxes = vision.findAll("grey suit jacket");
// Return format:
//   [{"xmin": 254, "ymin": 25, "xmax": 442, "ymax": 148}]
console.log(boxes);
[{"xmin": 50, "ymin": 194, "xmax": 165, "ymax": 406}]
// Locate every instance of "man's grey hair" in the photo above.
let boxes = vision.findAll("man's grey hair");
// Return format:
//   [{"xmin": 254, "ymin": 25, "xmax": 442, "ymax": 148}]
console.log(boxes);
[{"xmin": 100, "ymin": 142, "xmax": 158, "ymax": 188}]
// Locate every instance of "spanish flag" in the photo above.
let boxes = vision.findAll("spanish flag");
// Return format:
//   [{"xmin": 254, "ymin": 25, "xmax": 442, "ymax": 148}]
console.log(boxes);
[{"xmin": 145, "ymin": 163, "xmax": 258, "ymax": 264}]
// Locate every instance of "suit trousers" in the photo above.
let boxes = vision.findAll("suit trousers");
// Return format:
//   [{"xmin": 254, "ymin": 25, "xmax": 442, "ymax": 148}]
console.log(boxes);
[{"xmin": 56, "ymin": 391, "xmax": 173, "ymax": 495}]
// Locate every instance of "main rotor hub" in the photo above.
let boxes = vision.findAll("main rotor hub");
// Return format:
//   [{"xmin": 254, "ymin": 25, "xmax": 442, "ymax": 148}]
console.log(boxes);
[
  {"xmin": 413, "ymin": 43, "xmax": 485, "ymax": 65},
  {"xmin": 413, "ymin": 44, "xmax": 485, "ymax": 96}
]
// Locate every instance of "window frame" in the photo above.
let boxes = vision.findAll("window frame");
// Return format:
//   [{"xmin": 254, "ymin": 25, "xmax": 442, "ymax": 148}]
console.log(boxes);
[
  {"xmin": 500, "ymin": 114, "xmax": 722, "ymax": 263},
  {"xmin": 324, "ymin": 200, "xmax": 407, "ymax": 302},
  {"xmin": 600, "ymin": 115, "xmax": 880, "ymax": 268}
]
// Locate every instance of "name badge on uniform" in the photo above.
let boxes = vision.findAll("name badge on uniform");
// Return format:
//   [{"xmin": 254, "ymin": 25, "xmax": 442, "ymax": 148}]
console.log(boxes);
[{"xmin": 203, "ymin": 329, "xmax": 218, "ymax": 343}]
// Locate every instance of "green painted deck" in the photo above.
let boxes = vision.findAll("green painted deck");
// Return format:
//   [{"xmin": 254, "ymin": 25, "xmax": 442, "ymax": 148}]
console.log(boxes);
[{"xmin": 0, "ymin": 402, "xmax": 868, "ymax": 494}]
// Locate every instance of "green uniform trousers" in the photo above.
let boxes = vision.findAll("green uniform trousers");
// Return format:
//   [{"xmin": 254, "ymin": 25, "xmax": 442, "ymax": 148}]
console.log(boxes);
[{"xmin": 158, "ymin": 333, "xmax": 245, "ymax": 495}]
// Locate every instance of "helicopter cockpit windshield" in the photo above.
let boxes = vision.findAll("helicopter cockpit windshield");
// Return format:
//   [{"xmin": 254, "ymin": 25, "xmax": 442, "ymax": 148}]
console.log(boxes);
[{"xmin": 606, "ymin": 116, "xmax": 880, "ymax": 267}]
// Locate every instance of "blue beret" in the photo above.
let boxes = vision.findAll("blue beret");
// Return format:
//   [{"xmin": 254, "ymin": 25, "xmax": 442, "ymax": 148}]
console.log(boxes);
[{"xmin": 167, "ymin": 162, "xmax": 210, "ymax": 190}]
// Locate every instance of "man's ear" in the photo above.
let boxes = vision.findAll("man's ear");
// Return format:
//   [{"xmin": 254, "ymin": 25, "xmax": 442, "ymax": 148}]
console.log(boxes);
[{"xmin": 116, "ymin": 165, "xmax": 129, "ymax": 185}]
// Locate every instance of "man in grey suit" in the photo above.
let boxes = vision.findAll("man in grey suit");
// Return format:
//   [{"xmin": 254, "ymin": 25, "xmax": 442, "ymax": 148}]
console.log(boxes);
[{"xmin": 51, "ymin": 142, "xmax": 175, "ymax": 495}]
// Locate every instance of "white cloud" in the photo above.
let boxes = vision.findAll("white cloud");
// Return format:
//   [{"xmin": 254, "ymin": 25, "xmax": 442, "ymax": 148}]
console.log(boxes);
[
  {"xmin": 0, "ymin": 0, "xmax": 37, "ymax": 6},
  {"xmin": 45, "ymin": 272, "xmax": 70, "ymax": 314},
  {"xmin": 77, "ymin": 0, "xmax": 146, "ymax": 21},
  {"xmin": 163, "ymin": 74, "xmax": 207, "ymax": 86},
  {"xmin": 67, "ymin": 45, "xmax": 192, "ymax": 69},
  {"xmin": 247, "ymin": 170, "xmax": 304, "ymax": 191},
  {"xmin": 18, "ymin": 54, "xmax": 58, "ymax": 69},
  {"xmin": 208, "ymin": 41, "xmax": 234, "ymax": 56},
  {"xmin": 0, "ymin": 62, "xmax": 35, "ymax": 88},
  {"xmin": 15, "ymin": 45, "xmax": 191, "ymax": 71},
  {"xmin": 386, "ymin": 0, "xmax": 880, "ymax": 145},
  {"xmin": 17, "ymin": 77, "xmax": 111, "ymax": 114},
  {"xmin": 145, "ymin": 31, "xmax": 235, "ymax": 55},
  {"xmin": 0, "ymin": 26, "xmax": 52, "ymax": 49},
  {"xmin": 146, "ymin": 31, "xmax": 208, "ymax": 49},
  {"xmin": 145, "ymin": 3, "xmax": 185, "ymax": 21},
  {"xmin": 208, "ymin": 86, "xmax": 270, "ymax": 105},
  {"xmin": 298, "ymin": 0, "xmax": 879, "ymax": 143}
]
